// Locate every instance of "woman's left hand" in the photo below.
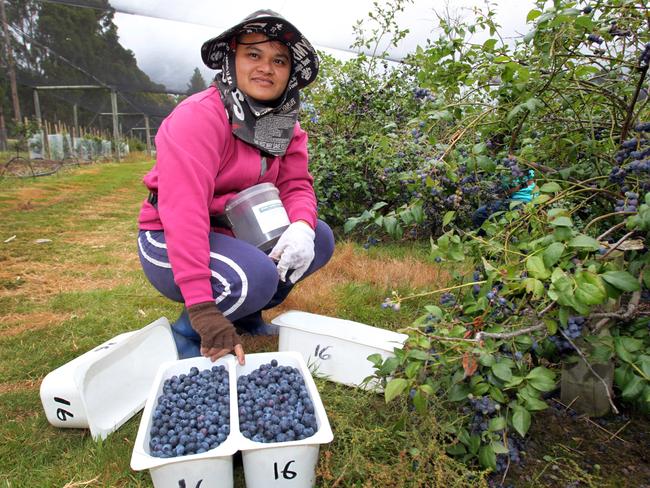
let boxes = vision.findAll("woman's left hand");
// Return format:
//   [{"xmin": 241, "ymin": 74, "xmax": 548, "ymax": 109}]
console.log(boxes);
[{"xmin": 269, "ymin": 221, "xmax": 315, "ymax": 283}]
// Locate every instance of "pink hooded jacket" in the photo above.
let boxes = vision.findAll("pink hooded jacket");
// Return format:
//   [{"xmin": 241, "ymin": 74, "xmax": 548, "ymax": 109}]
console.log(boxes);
[{"xmin": 138, "ymin": 86, "xmax": 317, "ymax": 307}]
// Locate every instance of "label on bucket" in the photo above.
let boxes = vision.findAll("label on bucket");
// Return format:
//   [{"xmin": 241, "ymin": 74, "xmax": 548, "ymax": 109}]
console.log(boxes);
[{"xmin": 252, "ymin": 199, "xmax": 290, "ymax": 234}]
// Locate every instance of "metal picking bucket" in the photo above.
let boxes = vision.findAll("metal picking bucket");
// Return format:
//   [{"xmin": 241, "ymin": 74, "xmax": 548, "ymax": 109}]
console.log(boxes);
[{"xmin": 225, "ymin": 183, "xmax": 290, "ymax": 251}]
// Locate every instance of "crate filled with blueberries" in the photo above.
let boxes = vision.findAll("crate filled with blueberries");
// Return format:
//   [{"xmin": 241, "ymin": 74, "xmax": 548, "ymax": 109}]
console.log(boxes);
[
  {"xmin": 131, "ymin": 352, "xmax": 333, "ymax": 488},
  {"xmin": 148, "ymin": 364, "xmax": 231, "ymax": 458},
  {"xmin": 237, "ymin": 358, "xmax": 319, "ymax": 444}
]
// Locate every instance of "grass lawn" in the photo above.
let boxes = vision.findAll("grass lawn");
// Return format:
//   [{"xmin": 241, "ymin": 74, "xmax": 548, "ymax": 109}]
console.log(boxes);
[{"xmin": 0, "ymin": 157, "xmax": 479, "ymax": 487}]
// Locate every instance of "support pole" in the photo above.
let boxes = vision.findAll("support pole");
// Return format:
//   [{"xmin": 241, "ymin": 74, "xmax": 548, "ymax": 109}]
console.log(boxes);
[
  {"xmin": 0, "ymin": 0, "xmax": 21, "ymax": 123},
  {"xmin": 144, "ymin": 114, "xmax": 151, "ymax": 156},
  {"xmin": 110, "ymin": 89, "xmax": 121, "ymax": 161},
  {"xmin": 72, "ymin": 103, "xmax": 78, "ymax": 138},
  {"xmin": 33, "ymin": 89, "xmax": 49, "ymax": 159},
  {"xmin": 0, "ymin": 101, "xmax": 7, "ymax": 151}
]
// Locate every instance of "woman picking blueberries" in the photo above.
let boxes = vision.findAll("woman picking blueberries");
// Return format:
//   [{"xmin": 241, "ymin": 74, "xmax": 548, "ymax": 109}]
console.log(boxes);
[{"xmin": 137, "ymin": 10, "xmax": 334, "ymax": 365}]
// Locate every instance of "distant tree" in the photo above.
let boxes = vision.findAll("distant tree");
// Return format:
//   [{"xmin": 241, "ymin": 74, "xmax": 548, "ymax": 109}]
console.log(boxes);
[
  {"xmin": 186, "ymin": 68, "xmax": 207, "ymax": 95},
  {"xmin": 3, "ymin": 0, "xmax": 175, "ymax": 133}
]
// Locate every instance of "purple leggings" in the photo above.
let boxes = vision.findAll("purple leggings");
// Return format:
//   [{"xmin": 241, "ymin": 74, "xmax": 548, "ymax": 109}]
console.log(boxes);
[{"xmin": 137, "ymin": 220, "xmax": 334, "ymax": 320}]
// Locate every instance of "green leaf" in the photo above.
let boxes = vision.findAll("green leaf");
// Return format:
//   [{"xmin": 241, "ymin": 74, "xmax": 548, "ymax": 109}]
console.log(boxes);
[
  {"xmin": 575, "ymin": 65, "xmax": 600, "ymax": 77},
  {"xmin": 384, "ymin": 378, "xmax": 408, "ymax": 403},
  {"xmin": 443, "ymin": 211, "xmax": 456, "ymax": 227},
  {"xmin": 479, "ymin": 445, "xmax": 497, "ymax": 470},
  {"xmin": 383, "ymin": 216, "xmax": 400, "ymax": 238},
  {"xmin": 458, "ymin": 429, "xmax": 472, "ymax": 447},
  {"xmin": 405, "ymin": 361, "xmax": 422, "ymax": 379},
  {"xmin": 568, "ymin": 234, "xmax": 601, "ymax": 251},
  {"xmin": 413, "ymin": 389, "xmax": 427, "ymax": 414},
  {"xmin": 448, "ymin": 383, "xmax": 470, "ymax": 402},
  {"xmin": 524, "ymin": 97, "xmax": 542, "ymax": 112},
  {"xmin": 399, "ymin": 209, "xmax": 414, "ymax": 225},
  {"xmin": 371, "ymin": 201, "xmax": 389, "ymax": 211},
  {"xmin": 446, "ymin": 443, "xmax": 467, "ymax": 456},
  {"xmin": 526, "ymin": 395, "xmax": 550, "ymax": 411},
  {"xmin": 539, "ymin": 182, "xmax": 561, "ymax": 193},
  {"xmin": 614, "ymin": 337, "xmax": 634, "ymax": 363},
  {"xmin": 411, "ymin": 204, "xmax": 425, "ymax": 224},
  {"xmin": 574, "ymin": 15, "xmax": 594, "ymax": 30},
  {"xmin": 343, "ymin": 218, "xmax": 359, "ymax": 233},
  {"xmin": 512, "ymin": 406, "xmax": 532, "ymax": 437},
  {"xmin": 407, "ymin": 349, "xmax": 431, "ymax": 361},
  {"xmin": 527, "ymin": 369, "xmax": 557, "ymax": 392},
  {"xmin": 425, "ymin": 305, "xmax": 443, "ymax": 318},
  {"xmin": 489, "ymin": 416, "xmax": 507, "ymax": 432},
  {"xmin": 550, "ymin": 216, "xmax": 573, "ymax": 227},
  {"xmin": 367, "ymin": 353, "xmax": 383, "ymax": 367},
  {"xmin": 526, "ymin": 366, "xmax": 555, "ymax": 382},
  {"xmin": 489, "ymin": 386, "xmax": 507, "ymax": 403},
  {"xmin": 524, "ymin": 278, "xmax": 545, "ymax": 298},
  {"xmin": 491, "ymin": 442, "xmax": 510, "ymax": 454},
  {"xmin": 505, "ymin": 376, "xmax": 525, "ymax": 388},
  {"xmin": 479, "ymin": 353, "xmax": 496, "ymax": 367},
  {"xmin": 545, "ymin": 318, "xmax": 558, "ymax": 334},
  {"xmin": 527, "ymin": 255, "xmax": 550, "ymax": 280},
  {"xmin": 543, "ymin": 242, "xmax": 565, "ymax": 268},
  {"xmin": 378, "ymin": 357, "xmax": 399, "ymax": 375},
  {"xmin": 558, "ymin": 306, "xmax": 569, "ymax": 327},
  {"xmin": 619, "ymin": 336, "xmax": 644, "ymax": 353},
  {"xmin": 492, "ymin": 362, "xmax": 513, "ymax": 382},
  {"xmin": 601, "ymin": 271, "xmax": 640, "ymax": 292},
  {"xmin": 468, "ymin": 434, "xmax": 481, "ymax": 455},
  {"xmin": 575, "ymin": 271, "xmax": 607, "ymax": 306},
  {"xmin": 482, "ymin": 38, "xmax": 498, "ymax": 51},
  {"xmin": 639, "ymin": 355, "xmax": 650, "ymax": 378},
  {"xmin": 526, "ymin": 9, "xmax": 542, "ymax": 22},
  {"xmin": 621, "ymin": 375, "xmax": 644, "ymax": 401}
]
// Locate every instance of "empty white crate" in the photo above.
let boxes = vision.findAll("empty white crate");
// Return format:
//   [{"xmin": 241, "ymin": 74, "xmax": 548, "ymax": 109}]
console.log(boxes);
[
  {"xmin": 272, "ymin": 310, "xmax": 408, "ymax": 389},
  {"xmin": 39, "ymin": 317, "xmax": 178, "ymax": 440},
  {"xmin": 131, "ymin": 355, "xmax": 239, "ymax": 488},
  {"xmin": 236, "ymin": 351, "xmax": 333, "ymax": 488}
]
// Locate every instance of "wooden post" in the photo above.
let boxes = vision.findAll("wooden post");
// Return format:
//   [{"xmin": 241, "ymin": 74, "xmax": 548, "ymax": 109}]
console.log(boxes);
[
  {"xmin": 43, "ymin": 119, "xmax": 50, "ymax": 160},
  {"xmin": 0, "ymin": 102, "xmax": 7, "ymax": 151},
  {"xmin": 144, "ymin": 114, "xmax": 152, "ymax": 156},
  {"xmin": 33, "ymin": 89, "xmax": 49, "ymax": 159},
  {"xmin": 110, "ymin": 89, "xmax": 121, "ymax": 161},
  {"xmin": 73, "ymin": 103, "xmax": 78, "ymax": 137}
]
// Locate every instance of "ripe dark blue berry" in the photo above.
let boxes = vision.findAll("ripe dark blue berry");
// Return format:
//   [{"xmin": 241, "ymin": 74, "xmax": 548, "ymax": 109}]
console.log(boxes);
[
  {"xmin": 148, "ymin": 365, "xmax": 230, "ymax": 458},
  {"xmin": 237, "ymin": 361, "xmax": 319, "ymax": 443}
]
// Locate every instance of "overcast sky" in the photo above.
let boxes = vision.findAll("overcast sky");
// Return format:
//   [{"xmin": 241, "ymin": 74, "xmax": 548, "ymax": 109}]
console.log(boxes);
[{"xmin": 109, "ymin": 0, "xmax": 537, "ymax": 92}]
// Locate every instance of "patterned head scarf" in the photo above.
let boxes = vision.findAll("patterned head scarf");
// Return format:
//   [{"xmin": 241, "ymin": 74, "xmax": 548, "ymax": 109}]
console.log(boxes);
[{"xmin": 201, "ymin": 10, "xmax": 320, "ymax": 156}]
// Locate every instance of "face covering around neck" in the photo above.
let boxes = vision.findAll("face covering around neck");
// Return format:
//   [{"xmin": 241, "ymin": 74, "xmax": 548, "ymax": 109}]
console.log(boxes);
[{"xmin": 215, "ymin": 51, "xmax": 300, "ymax": 156}]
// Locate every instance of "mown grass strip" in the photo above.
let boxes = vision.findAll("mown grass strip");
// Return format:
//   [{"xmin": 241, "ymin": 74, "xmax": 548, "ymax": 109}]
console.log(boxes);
[{"xmin": 0, "ymin": 157, "xmax": 480, "ymax": 487}]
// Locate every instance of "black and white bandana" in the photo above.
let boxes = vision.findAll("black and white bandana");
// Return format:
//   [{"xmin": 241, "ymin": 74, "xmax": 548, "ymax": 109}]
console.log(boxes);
[{"xmin": 201, "ymin": 10, "xmax": 319, "ymax": 156}]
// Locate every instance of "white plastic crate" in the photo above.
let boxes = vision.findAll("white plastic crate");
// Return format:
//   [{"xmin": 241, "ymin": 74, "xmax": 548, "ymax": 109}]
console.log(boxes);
[
  {"xmin": 130, "ymin": 356, "xmax": 239, "ymax": 488},
  {"xmin": 39, "ymin": 317, "xmax": 178, "ymax": 440},
  {"xmin": 235, "ymin": 351, "xmax": 334, "ymax": 488},
  {"xmin": 272, "ymin": 310, "xmax": 408, "ymax": 389},
  {"xmin": 131, "ymin": 351, "xmax": 334, "ymax": 488}
]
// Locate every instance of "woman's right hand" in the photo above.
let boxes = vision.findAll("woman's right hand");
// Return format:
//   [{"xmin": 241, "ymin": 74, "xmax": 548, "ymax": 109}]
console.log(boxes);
[{"xmin": 187, "ymin": 302, "xmax": 245, "ymax": 364}]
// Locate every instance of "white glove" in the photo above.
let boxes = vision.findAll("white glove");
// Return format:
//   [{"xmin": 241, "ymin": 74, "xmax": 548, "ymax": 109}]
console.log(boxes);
[{"xmin": 269, "ymin": 221, "xmax": 316, "ymax": 283}]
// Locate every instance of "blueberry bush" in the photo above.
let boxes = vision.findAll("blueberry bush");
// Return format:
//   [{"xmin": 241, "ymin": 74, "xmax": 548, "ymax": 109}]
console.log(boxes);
[{"xmin": 304, "ymin": 0, "xmax": 650, "ymax": 473}]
